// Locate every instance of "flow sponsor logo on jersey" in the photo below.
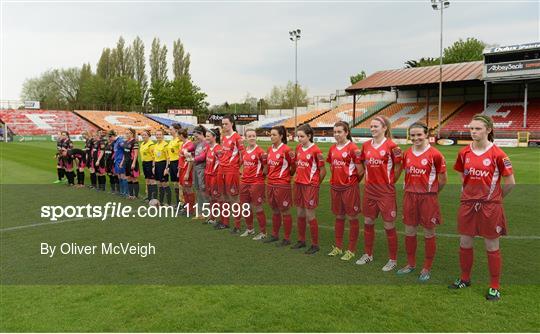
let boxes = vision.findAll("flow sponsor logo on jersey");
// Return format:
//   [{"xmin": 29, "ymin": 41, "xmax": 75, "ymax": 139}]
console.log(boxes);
[
  {"xmin": 332, "ymin": 159, "xmax": 346, "ymax": 166},
  {"xmin": 367, "ymin": 157, "xmax": 384, "ymax": 165},
  {"xmin": 407, "ymin": 166, "xmax": 427, "ymax": 175},
  {"xmin": 297, "ymin": 160, "xmax": 310, "ymax": 168},
  {"xmin": 464, "ymin": 167, "xmax": 490, "ymax": 177},
  {"xmin": 268, "ymin": 159, "xmax": 280, "ymax": 166},
  {"xmin": 244, "ymin": 160, "xmax": 257, "ymax": 167}
]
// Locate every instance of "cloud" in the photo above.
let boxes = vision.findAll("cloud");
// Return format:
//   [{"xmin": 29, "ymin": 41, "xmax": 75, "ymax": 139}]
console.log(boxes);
[{"xmin": 1, "ymin": 1, "xmax": 538, "ymax": 105}]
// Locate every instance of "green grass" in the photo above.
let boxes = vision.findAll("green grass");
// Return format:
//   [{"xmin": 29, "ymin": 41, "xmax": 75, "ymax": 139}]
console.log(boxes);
[{"xmin": 1, "ymin": 141, "xmax": 539, "ymax": 332}]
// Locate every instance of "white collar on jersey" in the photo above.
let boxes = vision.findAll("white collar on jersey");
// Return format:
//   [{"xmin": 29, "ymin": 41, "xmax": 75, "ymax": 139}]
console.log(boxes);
[
  {"xmin": 246, "ymin": 145, "xmax": 258, "ymax": 154},
  {"xmin": 336, "ymin": 140, "xmax": 350, "ymax": 150},
  {"xmin": 470, "ymin": 142, "xmax": 494, "ymax": 156},
  {"xmin": 301, "ymin": 143, "xmax": 314, "ymax": 152},
  {"xmin": 412, "ymin": 144, "xmax": 431, "ymax": 157},
  {"xmin": 225, "ymin": 131, "xmax": 236, "ymax": 139},
  {"xmin": 371, "ymin": 137, "xmax": 387, "ymax": 149},
  {"xmin": 271, "ymin": 143, "xmax": 284, "ymax": 152}
]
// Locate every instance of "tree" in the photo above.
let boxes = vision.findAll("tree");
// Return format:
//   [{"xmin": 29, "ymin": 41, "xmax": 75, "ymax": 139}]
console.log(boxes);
[
  {"xmin": 173, "ymin": 38, "xmax": 191, "ymax": 80},
  {"xmin": 404, "ymin": 57, "xmax": 439, "ymax": 68},
  {"xmin": 96, "ymin": 48, "xmax": 113, "ymax": 79},
  {"xmin": 443, "ymin": 37, "xmax": 486, "ymax": 64},
  {"xmin": 265, "ymin": 81, "xmax": 308, "ymax": 109},
  {"xmin": 350, "ymin": 70, "xmax": 366, "ymax": 84},
  {"xmin": 132, "ymin": 36, "xmax": 148, "ymax": 106},
  {"xmin": 149, "ymin": 38, "xmax": 168, "ymax": 85}
]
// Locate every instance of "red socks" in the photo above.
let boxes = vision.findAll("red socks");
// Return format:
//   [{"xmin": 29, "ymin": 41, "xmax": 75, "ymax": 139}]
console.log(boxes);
[
  {"xmin": 245, "ymin": 212, "xmax": 254, "ymax": 230},
  {"xmin": 386, "ymin": 228, "xmax": 398, "ymax": 261},
  {"xmin": 423, "ymin": 236, "xmax": 436, "ymax": 270},
  {"xmin": 309, "ymin": 219, "xmax": 319, "ymax": 246},
  {"xmin": 460, "ymin": 247, "xmax": 474, "ymax": 282},
  {"xmin": 405, "ymin": 235, "xmax": 417, "ymax": 267},
  {"xmin": 283, "ymin": 214, "xmax": 292, "ymax": 241},
  {"xmin": 487, "ymin": 249, "xmax": 501, "ymax": 289},
  {"xmin": 271, "ymin": 213, "xmax": 281, "ymax": 238},
  {"xmin": 256, "ymin": 211, "xmax": 266, "ymax": 234},
  {"xmin": 364, "ymin": 224, "xmax": 375, "ymax": 256},
  {"xmin": 349, "ymin": 219, "xmax": 359, "ymax": 252},
  {"xmin": 297, "ymin": 217, "xmax": 307, "ymax": 242},
  {"xmin": 335, "ymin": 218, "xmax": 345, "ymax": 249}
]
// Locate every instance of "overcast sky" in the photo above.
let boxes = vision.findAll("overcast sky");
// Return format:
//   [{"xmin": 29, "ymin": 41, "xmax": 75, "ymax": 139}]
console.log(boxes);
[{"xmin": 1, "ymin": 0, "xmax": 539, "ymax": 105}]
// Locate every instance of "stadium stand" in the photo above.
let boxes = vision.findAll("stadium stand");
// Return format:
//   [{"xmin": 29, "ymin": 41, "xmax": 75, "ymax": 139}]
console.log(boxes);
[
  {"xmin": 75, "ymin": 110, "xmax": 163, "ymax": 133},
  {"xmin": 281, "ymin": 108, "xmax": 331, "ymax": 128},
  {"xmin": 354, "ymin": 101, "xmax": 464, "ymax": 129},
  {"xmin": 441, "ymin": 100, "xmax": 540, "ymax": 138},
  {"xmin": 254, "ymin": 116, "xmax": 292, "ymax": 129},
  {"xmin": 308, "ymin": 102, "xmax": 396, "ymax": 128},
  {"xmin": 144, "ymin": 114, "xmax": 195, "ymax": 129},
  {"xmin": 0, "ymin": 109, "xmax": 97, "ymax": 136}
]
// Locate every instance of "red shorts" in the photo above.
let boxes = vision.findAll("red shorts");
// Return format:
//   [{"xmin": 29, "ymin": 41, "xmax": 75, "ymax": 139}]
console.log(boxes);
[
  {"xmin": 218, "ymin": 172, "xmax": 240, "ymax": 196},
  {"xmin": 331, "ymin": 184, "xmax": 361, "ymax": 216},
  {"xmin": 267, "ymin": 184, "xmax": 292, "ymax": 210},
  {"xmin": 403, "ymin": 192, "xmax": 442, "ymax": 228},
  {"xmin": 205, "ymin": 174, "xmax": 220, "ymax": 200},
  {"xmin": 240, "ymin": 183, "xmax": 265, "ymax": 205},
  {"xmin": 179, "ymin": 168, "xmax": 193, "ymax": 187},
  {"xmin": 294, "ymin": 183, "xmax": 320, "ymax": 209},
  {"xmin": 363, "ymin": 195, "xmax": 397, "ymax": 222},
  {"xmin": 457, "ymin": 201, "xmax": 507, "ymax": 239}
]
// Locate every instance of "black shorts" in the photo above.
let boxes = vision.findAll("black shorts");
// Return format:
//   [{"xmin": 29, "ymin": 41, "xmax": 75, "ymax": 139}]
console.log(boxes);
[
  {"xmin": 169, "ymin": 160, "xmax": 179, "ymax": 182},
  {"xmin": 143, "ymin": 161, "xmax": 154, "ymax": 179},
  {"xmin": 154, "ymin": 160, "xmax": 168, "ymax": 182},
  {"xmin": 125, "ymin": 159, "xmax": 140, "ymax": 178}
]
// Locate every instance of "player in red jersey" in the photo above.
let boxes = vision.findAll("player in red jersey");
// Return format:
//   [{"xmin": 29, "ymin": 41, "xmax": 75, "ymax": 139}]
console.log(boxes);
[
  {"xmin": 449, "ymin": 115, "xmax": 515, "ymax": 302},
  {"xmin": 293, "ymin": 124, "xmax": 326, "ymax": 254},
  {"xmin": 205, "ymin": 128, "xmax": 222, "ymax": 226},
  {"xmin": 397, "ymin": 122, "xmax": 447, "ymax": 282},
  {"xmin": 326, "ymin": 121, "xmax": 363, "ymax": 261},
  {"xmin": 215, "ymin": 115, "xmax": 245, "ymax": 232},
  {"xmin": 178, "ymin": 128, "xmax": 195, "ymax": 215},
  {"xmin": 263, "ymin": 125, "xmax": 296, "ymax": 246},
  {"xmin": 357, "ymin": 115, "xmax": 403, "ymax": 271},
  {"xmin": 239, "ymin": 129, "xmax": 268, "ymax": 239}
]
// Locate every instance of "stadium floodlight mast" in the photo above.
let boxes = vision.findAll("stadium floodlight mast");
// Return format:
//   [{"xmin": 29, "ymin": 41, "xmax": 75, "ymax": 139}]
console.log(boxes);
[
  {"xmin": 431, "ymin": 0, "xmax": 449, "ymax": 138},
  {"xmin": 289, "ymin": 29, "xmax": 301, "ymax": 135}
]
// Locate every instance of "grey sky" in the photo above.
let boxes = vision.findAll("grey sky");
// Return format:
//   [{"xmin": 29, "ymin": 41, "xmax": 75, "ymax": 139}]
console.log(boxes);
[{"xmin": 2, "ymin": 1, "xmax": 539, "ymax": 105}]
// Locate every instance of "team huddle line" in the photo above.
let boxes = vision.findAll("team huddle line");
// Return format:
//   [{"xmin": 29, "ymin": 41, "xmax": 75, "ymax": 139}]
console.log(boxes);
[{"xmin": 54, "ymin": 114, "xmax": 515, "ymax": 302}]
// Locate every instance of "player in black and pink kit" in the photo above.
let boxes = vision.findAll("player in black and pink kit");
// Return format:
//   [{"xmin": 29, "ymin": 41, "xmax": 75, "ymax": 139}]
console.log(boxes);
[
  {"xmin": 54, "ymin": 132, "xmax": 66, "ymax": 184},
  {"xmin": 59, "ymin": 131, "xmax": 75, "ymax": 186},
  {"xmin": 104, "ymin": 134, "xmax": 118, "ymax": 194},
  {"xmin": 94, "ymin": 133, "xmax": 108, "ymax": 191},
  {"xmin": 89, "ymin": 131, "xmax": 102, "ymax": 189},
  {"xmin": 121, "ymin": 128, "xmax": 140, "ymax": 199},
  {"xmin": 69, "ymin": 147, "xmax": 86, "ymax": 187}
]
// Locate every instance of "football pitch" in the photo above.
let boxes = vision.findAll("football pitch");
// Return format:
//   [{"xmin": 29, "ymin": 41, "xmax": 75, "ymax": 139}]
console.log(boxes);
[{"xmin": 1, "ymin": 141, "xmax": 539, "ymax": 332}]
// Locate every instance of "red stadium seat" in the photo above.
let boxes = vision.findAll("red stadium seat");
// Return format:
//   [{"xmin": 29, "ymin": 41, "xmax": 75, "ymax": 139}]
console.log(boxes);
[{"xmin": 0, "ymin": 109, "xmax": 97, "ymax": 136}]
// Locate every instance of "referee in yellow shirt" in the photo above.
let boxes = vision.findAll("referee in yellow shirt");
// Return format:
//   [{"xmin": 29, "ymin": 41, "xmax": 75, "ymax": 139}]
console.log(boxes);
[
  {"xmin": 168, "ymin": 123, "xmax": 184, "ymax": 205},
  {"xmin": 140, "ymin": 129, "xmax": 156, "ymax": 201},
  {"xmin": 153, "ymin": 129, "xmax": 170, "ymax": 205}
]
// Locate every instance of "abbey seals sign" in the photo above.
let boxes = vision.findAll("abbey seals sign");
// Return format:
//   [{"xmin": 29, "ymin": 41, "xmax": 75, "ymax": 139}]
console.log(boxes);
[{"xmin": 487, "ymin": 59, "xmax": 540, "ymax": 73}]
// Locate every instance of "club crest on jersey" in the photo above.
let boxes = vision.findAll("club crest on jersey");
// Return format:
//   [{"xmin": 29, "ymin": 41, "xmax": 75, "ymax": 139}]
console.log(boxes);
[
  {"xmin": 431, "ymin": 218, "xmax": 438, "ymax": 224},
  {"xmin": 309, "ymin": 199, "xmax": 314, "ymax": 206},
  {"xmin": 251, "ymin": 154, "xmax": 256, "ymax": 160},
  {"xmin": 306, "ymin": 154, "xmax": 311, "ymax": 159},
  {"xmin": 483, "ymin": 158, "xmax": 491, "ymax": 166},
  {"xmin": 276, "ymin": 154, "xmax": 280, "ymax": 159},
  {"xmin": 379, "ymin": 150, "xmax": 386, "ymax": 156},
  {"xmin": 353, "ymin": 206, "xmax": 359, "ymax": 211},
  {"xmin": 282, "ymin": 201, "xmax": 288, "ymax": 207},
  {"xmin": 342, "ymin": 152, "xmax": 348, "ymax": 158},
  {"xmin": 421, "ymin": 158, "xmax": 428, "ymax": 166},
  {"xmin": 391, "ymin": 210, "xmax": 396, "ymax": 218}
]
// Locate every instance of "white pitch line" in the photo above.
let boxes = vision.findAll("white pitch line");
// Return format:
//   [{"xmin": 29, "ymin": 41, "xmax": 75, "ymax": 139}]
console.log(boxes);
[{"xmin": 1, "ymin": 216, "xmax": 540, "ymax": 240}]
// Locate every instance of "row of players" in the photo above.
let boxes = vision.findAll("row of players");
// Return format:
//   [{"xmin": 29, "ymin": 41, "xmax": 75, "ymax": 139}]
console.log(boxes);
[{"xmin": 54, "ymin": 114, "xmax": 514, "ymax": 301}]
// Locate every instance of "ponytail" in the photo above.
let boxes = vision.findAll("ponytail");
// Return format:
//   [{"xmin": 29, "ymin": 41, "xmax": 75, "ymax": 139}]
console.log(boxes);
[
  {"xmin": 271, "ymin": 125, "xmax": 288, "ymax": 144},
  {"xmin": 297, "ymin": 123, "xmax": 314, "ymax": 143},
  {"xmin": 223, "ymin": 114, "xmax": 237, "ymax": 132},
  {"xmin": 472, "ymin": 114, "xmax": 495, "ymax": 142},
  {"xmin": 373, "ymin": 115, "xmax": 392, "ymax": 138},
  {"xmin": 334, "ymin": 121, "xmax": 352, "ymax": 141}
]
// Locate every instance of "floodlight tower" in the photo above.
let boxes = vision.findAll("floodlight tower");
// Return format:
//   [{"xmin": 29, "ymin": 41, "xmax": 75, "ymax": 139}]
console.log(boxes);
[
  {"xmin": 289, "ymin": 29, "xmax": 301, "ymax": 134},
  {"xmin": 431, "ymin": 0, "xmax": 449, "ymax": 138}
]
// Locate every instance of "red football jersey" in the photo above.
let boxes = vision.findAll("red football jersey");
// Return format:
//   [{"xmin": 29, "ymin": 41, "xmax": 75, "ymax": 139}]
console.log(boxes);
[
  {"xmin": 295, "ymin": 143, "xmax": 325, "ymax": 185},
  {"xmin": 403, "ymin": 145, "xmax": 446, "ymax": 193},
  {"xmin": 267, "ymin": 143, "xmax": 295, "ymax": 185},
  {"xmin": 219, "ymin": 132, "xmax": 244, "ymax": 173},
  {"xmin": 360, "ymin": 138, "xmax": 402, "ymax": 198},
  {"xmin": 241, "ymin": 145, "xmax": 267, "ymax": 184},
  {"xmin": 204, "ymin": 144, "xmax": 221, "ymax": 176},
  {"xmin": 326, "ymin": 141, "xmax": 362, "ymax": 187},
  {"xmin": 178, "ymin": 140, "xmax": 195, "ymax": 169},
  {"xmin": 454, "ymin": 143, "xmax": 513, "ymax": 203}
]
